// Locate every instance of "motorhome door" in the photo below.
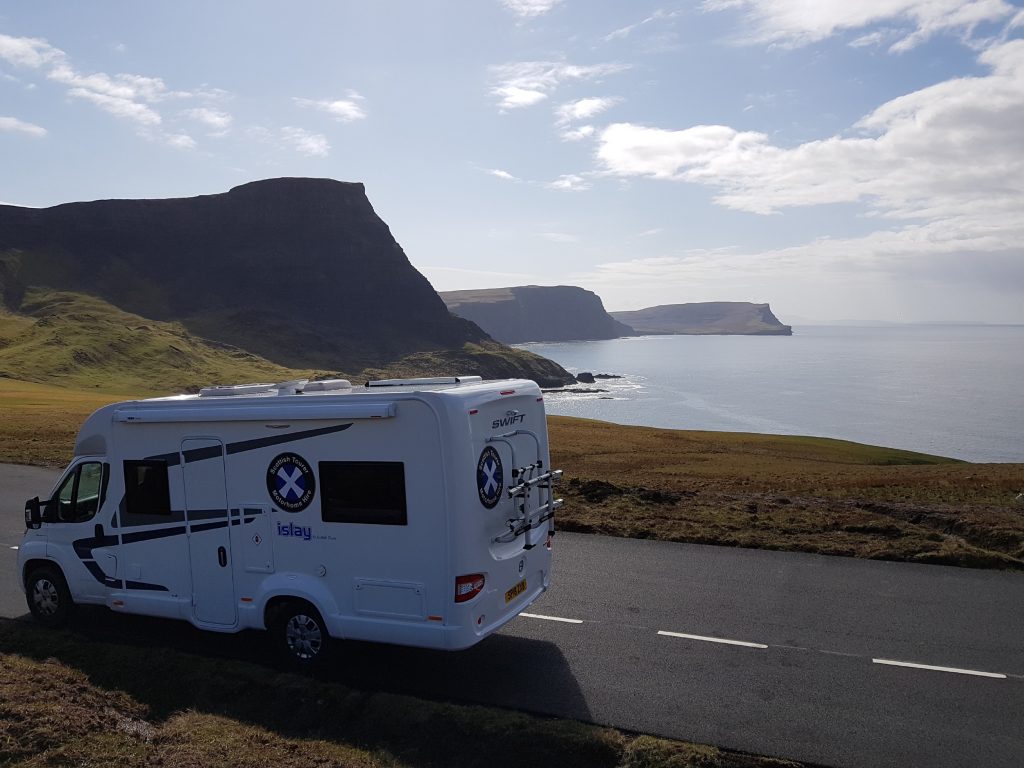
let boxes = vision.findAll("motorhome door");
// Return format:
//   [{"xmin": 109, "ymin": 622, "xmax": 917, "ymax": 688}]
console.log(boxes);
[{"xmin": 181, "ymin": 438, "xmax": 236, "ymax": 626}]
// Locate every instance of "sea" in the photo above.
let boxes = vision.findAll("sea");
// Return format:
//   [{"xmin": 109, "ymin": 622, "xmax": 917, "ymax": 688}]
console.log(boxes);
[{"xmin": 519, "ymin": 325, "xmax": 1024, "ymax": 464}]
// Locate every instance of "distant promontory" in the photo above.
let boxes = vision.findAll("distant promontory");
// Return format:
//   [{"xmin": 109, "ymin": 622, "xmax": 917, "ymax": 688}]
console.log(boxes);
[
  {"xmin": 611, "ymin": 302, "xmax": 792, "ymax": 336},
  {"xmin": 441, "ymin": 285, "xmax": 633, "ymax": 344}
]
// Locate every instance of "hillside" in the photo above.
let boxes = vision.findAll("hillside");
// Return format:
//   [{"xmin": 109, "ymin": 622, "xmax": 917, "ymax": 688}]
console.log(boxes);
[
  {"xmin": 442, "ymin": 285, "xmax": 634, "ymax": 343},
  {"xmin": 611, "ymin": 302, "xmax": 792, "ymax": 335},
  {"xmin": 0, "ymin": 178, "xmax": 573, "ymax": 386}
]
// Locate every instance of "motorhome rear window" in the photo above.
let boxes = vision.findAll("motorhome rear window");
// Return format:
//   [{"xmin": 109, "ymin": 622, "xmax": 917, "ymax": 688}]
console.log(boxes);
[
  {"xmin": 319, "ymin": 462, "xmax": 407, "ymax": 525},
  {"xmin": 123, "ymin": 460, "xmax": 172, "ymax": 517}
]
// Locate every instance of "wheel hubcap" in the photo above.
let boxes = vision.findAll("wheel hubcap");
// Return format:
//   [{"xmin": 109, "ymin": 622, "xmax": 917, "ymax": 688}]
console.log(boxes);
[
  {"xmin": 32, "ymin": 579, "xmax": 59, "ymax": 616},
  {"xmin": 285, "ymin": 614, "xmax": 323, "ymax": 660}
]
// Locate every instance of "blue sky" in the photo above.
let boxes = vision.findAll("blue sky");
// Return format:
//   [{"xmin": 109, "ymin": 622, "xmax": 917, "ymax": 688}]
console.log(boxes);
[{"xmin": 2, "ymin": 0, "xmax": 1022, "ymax": 323}]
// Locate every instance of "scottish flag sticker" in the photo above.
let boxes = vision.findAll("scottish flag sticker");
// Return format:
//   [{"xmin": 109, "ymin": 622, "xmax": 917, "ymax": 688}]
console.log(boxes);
[
  {"xmin": 477, "ymin": 446, "xmax": 503, "ymax": 509},
  {"xmin": 267, "ymin": 453, "xmax": 316, "ymax": 512}
]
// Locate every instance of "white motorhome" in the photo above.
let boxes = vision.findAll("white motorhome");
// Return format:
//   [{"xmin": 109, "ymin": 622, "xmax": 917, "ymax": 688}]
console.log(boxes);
[{"xmin": 19, "ymin": 376, "xmax": 561, "ymax": 666}]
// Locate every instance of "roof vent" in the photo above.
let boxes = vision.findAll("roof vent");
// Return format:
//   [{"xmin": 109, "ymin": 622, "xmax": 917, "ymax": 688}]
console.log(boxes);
[
  {"xmin": 274, "ymin": 379, "xmax": 309, "ymax": 396},
  {"xmin": 303, "ymin": 379, "xmax": 353, "ymax": 392},
  {"xmin": 199, "ymin": 383, "xmax": 277, "ymax": 397},
  {"xmin": 365, "ymin": 375, "xmax": 483, "ymax": 388}
]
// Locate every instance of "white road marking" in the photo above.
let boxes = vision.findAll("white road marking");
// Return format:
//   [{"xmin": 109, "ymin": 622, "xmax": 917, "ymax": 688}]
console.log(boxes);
[
  {"xmin": 658, "ymin": 630, "xmax": 768, "ymax": 649},
  {"xmin": 872, "ymin": 658, "xmax": 1006, "ymax": 679},
  {"xmin": 520, "ymin": 612, "xmax": 584, "ymax": 624},
  {"xmin": 8, "ymin": 546, "xmax": 17, "ymax": 550}
]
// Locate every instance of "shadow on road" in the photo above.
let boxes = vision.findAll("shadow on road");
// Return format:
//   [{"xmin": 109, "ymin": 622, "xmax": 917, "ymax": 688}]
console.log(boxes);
[{"xmin": 12, "ymin": 605, "xmax": 592, "ymax": 723}]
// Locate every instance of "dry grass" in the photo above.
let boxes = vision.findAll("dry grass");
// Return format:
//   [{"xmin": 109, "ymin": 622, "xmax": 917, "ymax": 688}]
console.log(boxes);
[
  {"xmin": 550, "ymin": 417, "xmax": 1024, "ymax": 569},
  {"xmin": 0, "ymin": 619, "xmax": 801, "ymax": 768}
]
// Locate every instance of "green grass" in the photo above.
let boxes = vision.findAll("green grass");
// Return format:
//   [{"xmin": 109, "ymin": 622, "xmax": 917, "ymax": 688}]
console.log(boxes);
[
  {"xmin": 0, "ymin": 618, "xmax": 802, "ymax": 768},
  {"xmin": 0, "ymin": 289, "xmax": 572, "ymax": 394},
  {"xmin": 0, "ymin": 289, "xmax": 317, "ymax": 394}
]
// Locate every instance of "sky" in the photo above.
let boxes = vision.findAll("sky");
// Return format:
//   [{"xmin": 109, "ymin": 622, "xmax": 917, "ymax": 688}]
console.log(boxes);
[{"xmin": 1, "ymin": 1, "xmax": 1023, "ymax": 324}]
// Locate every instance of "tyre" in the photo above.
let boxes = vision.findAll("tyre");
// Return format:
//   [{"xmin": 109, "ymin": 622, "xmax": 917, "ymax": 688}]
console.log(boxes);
[
  {"xmin": 25, "ymin": 566, "xmax": 73, "ymax": 628},
  {"xmin": 271, "ymin": 602, "xmax": 330, "ymax": 670}
]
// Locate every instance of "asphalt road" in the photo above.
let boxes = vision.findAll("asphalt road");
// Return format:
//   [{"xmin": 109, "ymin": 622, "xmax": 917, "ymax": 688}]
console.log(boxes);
[{"xmin": 3, "ymin": 464, "xmax": 1023, "ymax": 768}]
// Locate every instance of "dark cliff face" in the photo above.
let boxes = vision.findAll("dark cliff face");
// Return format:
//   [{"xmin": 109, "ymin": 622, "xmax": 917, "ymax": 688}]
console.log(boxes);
[
  {"xmin": 610, "ymin": 302, "xmax": 792, "ymax": 336},
  {"xmin": 0, "ymin": 178, "xmax": 503, "ymax": 370},
  {"xmin": 441, "ymin": 285, "xmax": 635, "ymax": 343}
]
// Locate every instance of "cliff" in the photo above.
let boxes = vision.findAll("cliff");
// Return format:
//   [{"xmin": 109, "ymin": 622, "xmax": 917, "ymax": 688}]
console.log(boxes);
[
  {"xmin": 441, "ymin": 285, "xmax": 635, "ymax": 343},
  {"xmin": 0, "ymin": 178, "xmax": 574, "ymax": 387},
  {"xmin": 610, "ymin": 302, "xmax": 792, "ymax": 336}
]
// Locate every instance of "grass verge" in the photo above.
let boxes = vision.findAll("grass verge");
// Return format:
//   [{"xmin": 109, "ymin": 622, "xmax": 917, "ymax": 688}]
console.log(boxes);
[
  {"xmin": 549, "ymin": 417, "xmax": 1024, "ymax": 569},
  {"xmin": 0, "ymin": 618, "xmax": 803, "ymax": 768}
]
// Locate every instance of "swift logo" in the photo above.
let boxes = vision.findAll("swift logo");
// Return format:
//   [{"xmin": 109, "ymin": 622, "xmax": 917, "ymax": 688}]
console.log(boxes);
[
  {"xmin": 492, "ymin": 410, "xmax": 526, "ymax": 430},
  {"xmin": 276, "ymin": 522, "xmax": 312, "ymax": 541}
]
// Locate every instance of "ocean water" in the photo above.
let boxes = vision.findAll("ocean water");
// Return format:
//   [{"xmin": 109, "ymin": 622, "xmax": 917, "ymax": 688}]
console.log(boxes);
[{"xmin": 520, "ymin": 326, "xmax": 1024, "ymax": 463}]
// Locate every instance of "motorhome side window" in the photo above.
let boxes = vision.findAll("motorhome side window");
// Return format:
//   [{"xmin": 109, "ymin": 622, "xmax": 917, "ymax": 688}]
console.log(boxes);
[
  {"xmin": 50, "ymin": 461, "xmax": 105, "ymax": 523},
  {"xmin": 123, "ymin": 460, "xmax": 172, "ymax": 517},
  {"xmin": 319, "ymin": 462, "xmax": 407, "ymax": 525}
]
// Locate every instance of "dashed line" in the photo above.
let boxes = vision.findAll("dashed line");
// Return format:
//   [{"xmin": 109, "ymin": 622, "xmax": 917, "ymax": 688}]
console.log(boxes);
[
  {"xmin": 520, "ymin": 612, "xmax": 584, "ymax": 624},
  {"xmin": 872, "ymin": 658, "xmax": 1006, "ymax": 679},
  {"xmin": 658, "ymin": 630, "xmax": 768, "ymax": 649}
]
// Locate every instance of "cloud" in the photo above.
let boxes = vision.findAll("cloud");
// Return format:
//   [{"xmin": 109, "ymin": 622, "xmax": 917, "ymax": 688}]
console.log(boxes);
[
  {"xmin": 0, "ymin": 116, "xmax": 46, "ymax": 137},
  {"xmin": 587, "ymin": 40, "xmax": 1024, "ymax": 312},
  {"xmin": 602, "ymin": 9, "xmax": 683, "ymax": 42},
  {"xmin": 561, "ymin": 125, "xmax": 596, "ymax": 141},
  {"xmin": 0, "ymin": 32, "xmax": 224, "ymax": 146},
  {"xmin": 489, "ymin": 60, "xmax": 630, "ymax": 110},
  {"xmin": 555, "ymin": 96, "xmax": 621, "ymax": 125},
  {"xmin": 281, "ymin": 126, "xmax": 330, "ymax": 157},
  {"xmin": 598, "ymin": 40, "xmax": 1024, "ymax": 220},
  {"xmin": 65, "ymin": 86, "xmax": 162, "ymax": 126},
  {"xmin": 294, "ymin": 94, "xmax": 367, "ymax": 123},
  {"xmin": 0, "ymin": 33, "xmax": 63, "ymax": 68},
  {"xmin": 165, "ymin": 133, "xmax": 196, "ymax": 150},
  {"xmin": 540, "ymin": 232, "xmax": 580, "ymax": 243},
  {"xmin": 501, "ymin": 0, "xmax": 564, "ymax": 18},
  {"xmin": 704, "ymin": 0, "xmax": 1018, "ymax": 52},
  {"xmin": 488, "ymin": 168, "xmax": 520, "ymax": 181},
  {"xmin": 547, "ymin": 174, "xmax": 592, "ymax": 190},
  {"xmin": 185, "ymin": 107, "xmax": 232, "ymax": 134}
]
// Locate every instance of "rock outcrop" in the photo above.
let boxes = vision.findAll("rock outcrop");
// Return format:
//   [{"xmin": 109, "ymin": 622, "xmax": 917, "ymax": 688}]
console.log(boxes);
[
  {"xmin": 0, "ymin": 178, "xmax": 574, "ymax": 385},
  {"xmin": 610, "ymin": 302, "xmax": 792, "ymax": 336},
  {"xmin": 441, "ymin": 285, "xmax": 635, "ymax": 343}
]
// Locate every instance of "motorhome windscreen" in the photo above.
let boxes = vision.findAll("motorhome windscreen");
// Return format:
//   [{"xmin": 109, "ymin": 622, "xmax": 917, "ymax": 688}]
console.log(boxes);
[{"xmin": 319, "ymin": 461, "xmax": 407, "ymax": 525}]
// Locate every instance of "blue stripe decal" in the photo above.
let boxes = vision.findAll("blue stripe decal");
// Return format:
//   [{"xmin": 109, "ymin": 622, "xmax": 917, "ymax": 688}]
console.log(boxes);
[{"xmin": 146, "ymin": 422, "xmax": 353, "ymax": 466}]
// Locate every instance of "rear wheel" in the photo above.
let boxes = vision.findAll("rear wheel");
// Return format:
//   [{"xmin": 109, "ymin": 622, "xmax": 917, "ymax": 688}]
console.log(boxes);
[
  {"xmin": 271, "ymin": 602, "xmax": 330, "ymax": 670},
  {"xmin": 25, "ymin": 566, "xmax": 73, "ymax": 628}
]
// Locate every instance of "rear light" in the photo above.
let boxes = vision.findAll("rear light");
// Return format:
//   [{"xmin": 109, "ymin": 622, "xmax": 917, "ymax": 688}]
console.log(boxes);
[
  {"xmin": 455, "ymin": 573, "xmax": 485, "ymax": 603},
  {"xmin": 500, "ymin": 389, "xmax": 515, "ymax": 395}
]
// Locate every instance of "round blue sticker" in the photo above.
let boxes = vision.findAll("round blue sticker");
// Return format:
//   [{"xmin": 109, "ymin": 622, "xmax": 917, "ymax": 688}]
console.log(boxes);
[
  {"xmin": 477, "ymin": 447, "xmax": 503, "ymax": 509},
  {"xmin": 267, "ymin": 453, "xmax": 316, "ymax": 512}
]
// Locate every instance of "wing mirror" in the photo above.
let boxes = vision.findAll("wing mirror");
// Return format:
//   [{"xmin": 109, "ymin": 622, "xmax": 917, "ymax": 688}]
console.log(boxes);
[{"xmin": 24, "ymin": 497, "xmax": 41, "ymax": 529}]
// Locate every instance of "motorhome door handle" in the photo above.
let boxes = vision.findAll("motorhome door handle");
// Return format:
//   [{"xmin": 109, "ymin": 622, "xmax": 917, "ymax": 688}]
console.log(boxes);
[{"xmin": 217, "ymin": 547, "xmax": 227, "ymax": 567}]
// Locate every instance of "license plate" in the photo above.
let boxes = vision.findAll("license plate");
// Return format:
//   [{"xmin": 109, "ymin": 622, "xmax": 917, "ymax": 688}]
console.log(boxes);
[{"xmin": 505, "ymin": 579, "xmax": 527, "ymax": 604}]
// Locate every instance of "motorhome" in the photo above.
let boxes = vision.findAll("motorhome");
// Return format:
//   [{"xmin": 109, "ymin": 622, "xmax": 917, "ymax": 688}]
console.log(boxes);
[{"xmin": 19, "ymin": 376, "xmax": 561, "ymax": 666}]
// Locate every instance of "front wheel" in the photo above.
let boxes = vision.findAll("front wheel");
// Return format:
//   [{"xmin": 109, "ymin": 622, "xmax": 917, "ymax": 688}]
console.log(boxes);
[
  {"xmin": 25, "ymin": 566, "xmax": 73, "ymax": 628},
  {"xmin": 271, "ymin": 602, "xmax": 330, "ymax": 671}
]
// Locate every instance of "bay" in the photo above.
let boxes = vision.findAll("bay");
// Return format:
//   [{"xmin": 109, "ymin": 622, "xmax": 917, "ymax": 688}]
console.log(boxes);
[{"xmin": 520, "ymin": 326, "xmax": 1024, "ymax": 463}]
